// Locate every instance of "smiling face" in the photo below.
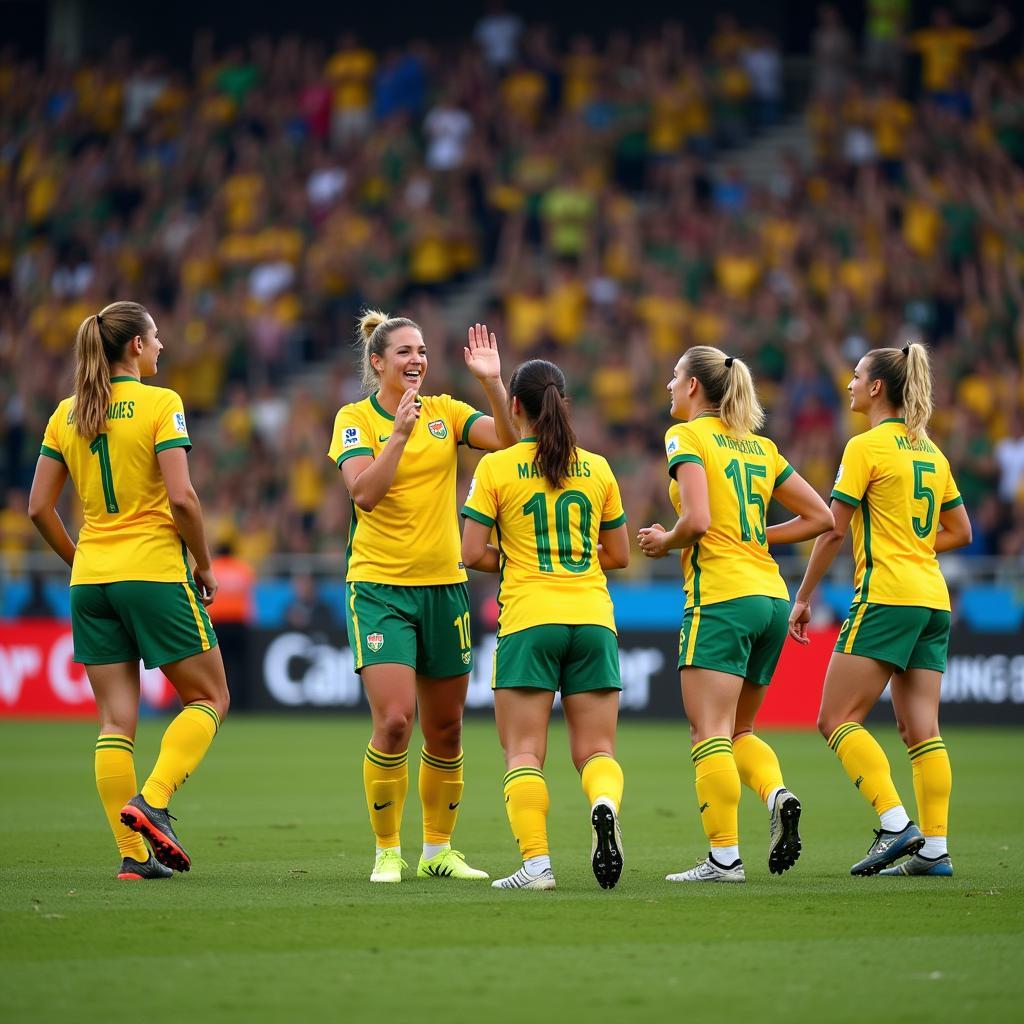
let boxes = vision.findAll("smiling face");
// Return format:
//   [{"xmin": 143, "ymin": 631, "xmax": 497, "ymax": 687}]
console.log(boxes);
[
  {"xmin": 137, "ymin": 315, "xmax": 163, "ymax": 377},
  {"xmin": 373, "ymin": 325, "xmax": 427, "ymax": 396},
  {"xmin": 667, "ymin": 356, "xmax": 693, "ymax": 420}
]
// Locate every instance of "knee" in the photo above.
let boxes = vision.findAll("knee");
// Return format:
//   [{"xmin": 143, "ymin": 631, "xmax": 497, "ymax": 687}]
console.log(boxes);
[
  {"xmin": 424, "ymin": 716, "xmax": 462, "ymax": 754},
  {"xmin": 208, "ymin": 689, "xmax": 230, "ymax": 723},
  {"xmin": 732, "ymin": 727, "xmax": 753, "ymax": 743},
  {"xmin": 376, "ymin": 707, "xmax": 415, "ymax": 750},
  {"xmin": 816, "ymin": 712, "xmax": 836, "ymax": 741}
]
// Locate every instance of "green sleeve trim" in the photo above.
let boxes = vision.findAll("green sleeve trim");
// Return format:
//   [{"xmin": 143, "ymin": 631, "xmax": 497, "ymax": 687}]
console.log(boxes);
[
  {"xmin": 336, "ymin": 447, "xmax": 374, "ymax": 467},
  {"xmin": 461, "ymin": 411, "xmax": 485, "ymax": 447},
  {"xmin": 154, "ymin": 437, "xmax": 192, "ymax": 454},
  {"xmin": 668, "ymin": 452, "xmax": 703, "ymax": 477},
  {"xmin": 461, "ymin": 506, "xmax": 495, "ymax": 527},
  {"xmin": 941, "ymin": 496, "xmax": 964, "ymax": 512},
  {"xmin": 39, "ymin": 444, "xmax": 65, "ymax": 463},
  {"xmin": 774, "ymin": 464, "xmax": 794, "ymax": 488},
  {"xmin": 600, "ymin": 512, "xmax": 627, "ymax": 530},
  {"xmin": 831, "ymin": 489, "xmax": 861, "ymax": 508}
]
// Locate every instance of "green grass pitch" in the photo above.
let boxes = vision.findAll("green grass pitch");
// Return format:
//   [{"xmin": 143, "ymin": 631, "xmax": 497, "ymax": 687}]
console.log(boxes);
[{"xmin": 2, "ymin": 718, "xmax": 1022, "ymax": 1022}]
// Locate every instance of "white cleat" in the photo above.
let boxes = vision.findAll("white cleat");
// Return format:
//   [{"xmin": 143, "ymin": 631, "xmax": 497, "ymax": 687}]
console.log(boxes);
[
  {"xmin": 666, "ymin": 855, "xmax": 745, "ymax": 883},
  {"xmin": 491, "ymin": 865, "xmax": 557, "ymax": 890}
]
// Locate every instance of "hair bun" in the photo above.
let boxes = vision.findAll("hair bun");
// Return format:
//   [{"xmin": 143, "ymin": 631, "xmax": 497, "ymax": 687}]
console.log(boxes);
[{"xmin": 357, "ymin": 308, "xmax": 390, "ymax": 342}]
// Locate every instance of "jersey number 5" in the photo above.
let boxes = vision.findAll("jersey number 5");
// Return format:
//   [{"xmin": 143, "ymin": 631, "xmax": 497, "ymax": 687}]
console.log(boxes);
[
  {"xmin": 912, "ymin": 460, "xmax": 936, "ymax": 538},
  {"xmin": 89, "ymin": 433, "xmax": 120, "ymax": 514}
]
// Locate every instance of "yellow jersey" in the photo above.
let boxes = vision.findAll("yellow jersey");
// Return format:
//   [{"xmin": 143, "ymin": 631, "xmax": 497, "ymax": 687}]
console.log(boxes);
[
  {"xmin": 328, "ymin": 393, "xmax": 483, "ymax": 586},
  {"xmin": 40, "ymin": 377, "xmax": 193, "ymax": 585},
  {"xmin": 831, "ymin": 418, "xmax": 962, "ymax": 610},
  {"xmin": 666, "ymin": 414, "xmax": 792, "ymax": 608},
  {"xmin": 462, "ymin": 440, "xmax": 625, "ymax": 636}
]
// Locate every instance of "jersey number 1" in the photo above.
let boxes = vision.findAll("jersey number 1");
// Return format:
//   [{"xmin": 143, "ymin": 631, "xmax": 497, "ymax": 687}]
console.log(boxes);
[{"xmin": 89, "ymin": 434, "xmax": 119, "ymax": 513}]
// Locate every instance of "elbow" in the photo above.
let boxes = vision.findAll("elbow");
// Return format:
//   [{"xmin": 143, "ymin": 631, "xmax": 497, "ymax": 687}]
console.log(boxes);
[
  {"xmin": 354, "ymin": 496, "xmax": 377, "ymax": 513},
  {"xmin": 816, "ymin": 508, "xmax": 836, "ymax": 536},
  {"xmin": 690, "ymin": 516, "xmax": 710, "ymax": 541},
  {"xmin": 27, "ymin": 498, "xmax": 48, "ymax": 523},
  {"xmin": 461, "ymin": 545, "xmax": 484, "ymax": 570},
  {"xmin": 822, "ymin": 526, "xmax": 847, "ymax": 546},
  {"xmin": 167, "ymin": 487, "xmax": 198, "ymax": 514}
]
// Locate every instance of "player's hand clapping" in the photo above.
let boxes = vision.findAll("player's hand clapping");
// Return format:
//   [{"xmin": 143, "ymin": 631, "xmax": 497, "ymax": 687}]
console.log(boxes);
[
  {"xmin": 637, "ymin": 523, "xmax": 671, "ymax": 558},
  {"xmin": 393, "ymin": 387, "xmax": 422, "ymax": 440}
]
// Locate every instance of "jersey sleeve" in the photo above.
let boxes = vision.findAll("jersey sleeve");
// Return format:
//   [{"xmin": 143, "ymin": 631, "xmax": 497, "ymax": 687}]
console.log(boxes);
[
  {"xmin": 40, "ymin": 407, "xmax": 65, "ymax": 462},
  {"xmin": 154, "ymin": 390, "xmax": 192, "ymax": 453},
  {"xmin": 666, "ymin": 424, "xmax": 703, "ymax": 478},
  {"xmin": 445, "ymin": 395, "xmax": 485, "ymax": 449},
  {"xmin": 773, "ymin": 444, "xmax": 794, "ymax": 489},
  {"xmin": 940, "ymin": 465, "xmax": 964, "ymax": 512},
  {"xmin": 461, "ymin": 456, "xmax": 498, "ymax": 527},
  {"xmin": 599, "ymin": 461, "xmax": 627, "ymax": 530},
  {"xmin": 831, "ymin": 436, "xmax": 871, "ymax": 507},
  {"xmin": 328, "ymin": 405, "xmax": 373, "ymax": 466}
]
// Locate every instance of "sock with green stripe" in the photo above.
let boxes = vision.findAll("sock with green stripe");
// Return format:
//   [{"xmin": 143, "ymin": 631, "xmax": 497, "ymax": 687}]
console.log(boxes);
[
  {"xmin": 95, "ymin": 734, "xmax": 148, "ymax": 861},
  {"xmin": 364, "ymin": 744, "xmax": 408, "ymax": 850},
  {"xmin": 580, "ymin": 753, "xmax": 624, "ymax": 812},
  {"xmin": 503, "ymin": 766, "xmax": 550, "ymax": 861},
  {"xmin": 909, "ymin": 736, "xmax": 951, "ymax": 856},
  {"xmin": 419, "ymin": 748, "xmax": 464, "ymax": 855},
  {"xmin": 141, "ymin": 702, "xmax": 221, "ymax": 808},
  {"xmin": 827, "ymin": 721, "xmax": 907, "ymax": 825},
  {"xmin": 692, "ymin": 737, "xmax": 741, "ymax": 857}
]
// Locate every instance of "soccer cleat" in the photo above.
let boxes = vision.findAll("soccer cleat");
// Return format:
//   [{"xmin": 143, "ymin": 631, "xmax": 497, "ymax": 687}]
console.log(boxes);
[
  {"xmin": 590, "ymin": 801, "xmax": 623, "ymax": 889},
  {"xmin": 850, "ymin": 821, "xmax": 925, "ymax": 876},
  {"xmin": 491, "ymin": 865, "xmax": 557, "ymax": 890},
  {"xmin": 120, "ymin": 794, "xmax": 190, "ymax": 872},
  {"xmin": 879, "ymin": 852, "xmax": 954, "ymax": 877},
  {"xmin": 666, "ymin": 855, "xmax": 745, "ymax": 883},
  {"xmin": 370, "ymin": 848, "xmax": 407, "ymax": 883},
  {"xmin": 417, "ymin": 848, "xmax": 489, "ymax": 880},
  {"xmin": 768, "ymin": 789, "xmax": 802, "ymax": 875},
  {"xmin": 117, "ymin": 851, "xmax": 173, "ymax": 880}
]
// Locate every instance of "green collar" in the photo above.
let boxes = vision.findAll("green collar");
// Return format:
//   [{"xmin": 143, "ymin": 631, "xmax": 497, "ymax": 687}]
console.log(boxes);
[
  {"xmin": 370, "ymin": 393, "xmax": 395, "ymax": 421},
  {"xmin": 879, "ymin": 417, "xmax": 906, "ymax": 425},
  {"xmin": 110, "ymin": 376, "xmax": 137, "ymax": 383},
  {"xmin": 519, "ymin": 436, "xmax": 537, "ymax": 443},
  {"xmin": 692, "ymin": 411, "xmax": 719, "ymax": 421}
]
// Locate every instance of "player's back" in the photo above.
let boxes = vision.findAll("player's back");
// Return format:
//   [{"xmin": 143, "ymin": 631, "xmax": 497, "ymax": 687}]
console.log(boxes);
[{"xmin": 41, "ymin": 377, "xmax": 192, "ymax": 585}]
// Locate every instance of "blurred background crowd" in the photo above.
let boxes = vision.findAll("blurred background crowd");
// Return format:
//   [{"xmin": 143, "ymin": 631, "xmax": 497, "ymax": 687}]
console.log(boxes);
[{"xmin": 2, "ymin": 1, "xmax": 1024, "ymax": 603}]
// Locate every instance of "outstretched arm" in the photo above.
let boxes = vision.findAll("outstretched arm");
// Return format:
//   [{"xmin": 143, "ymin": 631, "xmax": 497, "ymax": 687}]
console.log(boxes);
[{"xmin": 464, "ymin": 323, "xmax": 519, "ymax": 451}]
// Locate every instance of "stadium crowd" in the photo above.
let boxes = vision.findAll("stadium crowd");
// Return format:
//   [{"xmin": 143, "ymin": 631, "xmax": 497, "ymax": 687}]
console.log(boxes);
[{"xmin": 2, "ymin": 4, "xmax": 1024, "ymax": 583}]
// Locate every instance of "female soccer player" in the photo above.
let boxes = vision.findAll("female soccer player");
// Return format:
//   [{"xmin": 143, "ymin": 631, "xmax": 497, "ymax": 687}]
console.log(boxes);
[
  {"xmin": 461, "ymin": 359, "xmax": 630, "ymax": 891},
  {"xmin": 638, "ymin": 346, "xmax": 833, "ymax": 883},
  {"xmin": 789, "ymin": 343, "xmax": 971, "ymax": 877},
  {"xmin": 330, "ymin": 311, "xmax": 517, "ymax": 883},
  {"xmin": 28, "ymin": 301, "xmax": 228, "ymax": 880}
]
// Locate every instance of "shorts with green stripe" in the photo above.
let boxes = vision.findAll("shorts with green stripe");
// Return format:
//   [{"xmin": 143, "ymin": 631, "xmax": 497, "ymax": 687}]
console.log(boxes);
[
  {"xmin": 835, "ymin": 602, "xmax": 950, "ymax": 672},
  {"xmin": 492, "ymin": 624, "xmax": 621, "ymax": 695},
  {"xmin": 346, "ymin": 581, "xmax": 472, "ymax": 677},
  {"xmin": 70, "ymin": 581, "xmax": 217, "ymax": 670},
  {"xmin": 677, "ymin": 595, "xmax": 789, "ymax": 685}
]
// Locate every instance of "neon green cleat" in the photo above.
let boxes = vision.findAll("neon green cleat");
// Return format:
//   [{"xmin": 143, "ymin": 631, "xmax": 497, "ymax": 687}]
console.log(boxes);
[
  {"xmin": 370, "ymin": 848, "xmax": 407, "ymax": 883},
  {"xmin": 417, "ymin": 848, "xmax": 489, "ymax": 880}
]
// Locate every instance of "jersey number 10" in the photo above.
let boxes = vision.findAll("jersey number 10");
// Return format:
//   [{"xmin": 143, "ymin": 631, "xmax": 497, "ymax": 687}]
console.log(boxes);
[{"xmin": 522, "ymin": 490, "xmax": 593, "ymax": 573}]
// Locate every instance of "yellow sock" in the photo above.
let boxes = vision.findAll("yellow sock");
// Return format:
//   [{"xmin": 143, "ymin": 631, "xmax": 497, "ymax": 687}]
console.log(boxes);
[
  {"xmin": 909, "ymin": 737, "xmax": 951, "ymax": 837},
  {"xmin": 692, "ymin": 737, "xmax": 740, "ymax": 849},
  {"xmin": 364, "ymin": 744, "xmax": 408, "ymax": 849},
  {"xmin": 828, "ymin": 722, "xmax": 902, "ymax": 815},
  {"xmin": 95, "ymin": 735, "xmax": 148, "ymax": 861},
  {"xmin": 419, "ymin": 748, "xmax": 464, "ymax": 845},
  {"xmin": 733, "ymin": 732, "xmax": 784, "ymax": 804},
  {"xmin": 141, "ymin": 702, "xmax": 221, "ymax": 808},
  {"xmin": 502, "ymin": 766, "xmax": 549, "ymax": 860},
  {"xmin": 580, "ymin": 753, "xmax": 624, "ymax": 811}
]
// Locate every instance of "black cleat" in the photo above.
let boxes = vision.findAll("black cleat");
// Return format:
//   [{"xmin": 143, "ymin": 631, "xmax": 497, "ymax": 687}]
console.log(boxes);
[
  {"xmin": 120, "ymin": 794, "xmax": 191, "ymax": 872},
  {"xmin": 590, "ymin": 802, "xmax": 624, "ymax": 890},
  {"xmin": 117, "ymin": 851, "xmax": 174, "ymax": 880},
  {"xmin": 768, "ymin": 789, "xmax": 802, "ymax": 875}
]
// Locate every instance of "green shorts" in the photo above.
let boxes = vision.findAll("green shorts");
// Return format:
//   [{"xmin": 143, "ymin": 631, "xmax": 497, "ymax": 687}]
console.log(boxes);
[
  {"xmin": 678, "ymin": 596, "xmax": 789, "ymax": 686},
  {"xmin": 493, "ymin": 624, "xmax": 621, "ymax": 695},
  {"xmin": 835, "ymin": 602, "xmax": 950, "ymax": 672},
  {"xmin": 345, "ymin": 581, "xmax": 472, "ymax": 677},
  {"xmin": 71, "ymin": 581, "xmax": 217, "ymax": 670}
]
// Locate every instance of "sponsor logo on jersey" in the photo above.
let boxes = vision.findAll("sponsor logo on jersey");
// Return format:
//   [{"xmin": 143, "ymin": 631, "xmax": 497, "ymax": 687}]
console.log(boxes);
[
  {"xmin": 343, "ymin": 427, "xmax": 360, "ymax": 449},
  {"xmin": 666, "ymin": 438, "xmax": 679, "ymax": 454},
  {"xmin": 366, "ymin": 632, "xmax": 384, "ymax": 652},
  {"xmin": 461, "ymin": 651, "xmax": 471, "ymax": 665},
  {"xmin": 428, "ymin": 419, "xmax": 448, "ymax": 440},
  {"xmin": 174, "ymin": 411, "xmax": 187, "ymax": 434}
]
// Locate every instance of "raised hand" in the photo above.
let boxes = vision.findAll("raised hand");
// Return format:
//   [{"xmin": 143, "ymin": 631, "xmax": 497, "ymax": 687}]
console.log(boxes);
[
  {"xmin": 393, "ymin": 387, "xmax": 422, "ymax": 439},
  {"xmin": 464, "ymin": 322, "xmax": 501, "ymax": 382}
]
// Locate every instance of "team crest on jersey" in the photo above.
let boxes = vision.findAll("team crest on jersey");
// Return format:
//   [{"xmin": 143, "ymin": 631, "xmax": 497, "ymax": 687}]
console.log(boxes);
[
  {"xmin": 174, "ymin": 411, "xmax": 187, "ymax": 434},
  {"xmin": 462, "ymin": 651, "xmax": 471, "ymax": 665},
  {"xmin": 428, "ymin": 419, "xmax": 448, "ymax": 440},
  {"xmin": 366, "ymin": 632, "xmax": 384, "ymax": 652},
  {"xmin": 343, "ymin": 427, "xmax": 360, "ymax": 449}
]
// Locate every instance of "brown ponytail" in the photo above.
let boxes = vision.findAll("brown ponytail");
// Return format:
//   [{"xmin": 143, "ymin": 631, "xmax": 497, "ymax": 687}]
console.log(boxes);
[
  {"xmin": 509, "ymin": 359, "xmax": 577, "ymax": 489},
  {"xmin": 865, "ymin": 342, "xmax": 933, "ymax": 442},
  {"xmin": 73, "ymin": 301, "xmax": 150, "ymax": 439},
  {"xmin": 356, "ymin": 308, "xmax": 421, "ymax": 394}
]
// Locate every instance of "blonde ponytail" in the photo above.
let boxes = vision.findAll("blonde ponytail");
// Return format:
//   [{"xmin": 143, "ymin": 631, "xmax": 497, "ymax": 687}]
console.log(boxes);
[
  {"xmin": 356, "ymin": 308, "xmax": 421, "ymax": 394},
  {"xmin": 72, "ymin": 301, "xmax": 150, "ymax": 439},
  {"xmin": 683, "ymin": 345, "xmax": 765, "ymax": 435},
  {"xmin": 865, "ymin": 342, "xmax": 933, "ymax": 442}
]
